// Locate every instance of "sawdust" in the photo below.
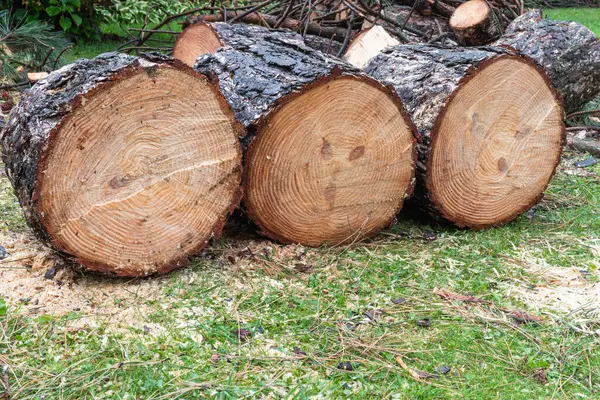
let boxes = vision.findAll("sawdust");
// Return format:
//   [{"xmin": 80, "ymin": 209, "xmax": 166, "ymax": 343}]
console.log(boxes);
[
  {"xmin": 506, "ymin": 256, "xmax": 600, "ymax": 319},
  {"xmin": 0, "ymin": 227, "xmax": 313, "ymax": 332}
]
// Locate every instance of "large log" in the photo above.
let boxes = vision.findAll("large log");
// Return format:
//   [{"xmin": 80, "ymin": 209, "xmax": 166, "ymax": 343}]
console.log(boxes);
[
  {"xmin": 0, "ymin": 53, "xmax": 243, "ymax": 276},
  {"xmin": 365, "ymin": 45, "xmax": 565, "ymax": 229},
  {"xmin": 194, "ymin": 23, "xmax": 417, "ymax": 246},
  {"xmin": 449, "ymin": 0, "xmax": 501, "ymax": 45},
  {"xmin": 494, "ymin": 9, "xmax": 600, "ymax": 113},
  {"xmin": 174, "ymin": 12, "xmax": 349, "ymax": 66}
]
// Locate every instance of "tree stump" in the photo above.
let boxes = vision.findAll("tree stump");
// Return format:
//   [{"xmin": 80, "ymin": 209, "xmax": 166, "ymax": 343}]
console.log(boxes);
[
  {"xmin": 495, "ymin": 9, "xmax": 600, "ymax": 113},
  {"xmin": 1, "ymin": 53, "xmax": 243, "ymax": 276},
  {"xmin": 365, "ymin": 45, "xmax": 565, "ymax": 229},
  {"xmin": 449, "ymin": 0, "xmax": 501, "ymax": 45},
  {"xmin": 195, "ymin": 24, "xmax": 417, "ymax": 246}
]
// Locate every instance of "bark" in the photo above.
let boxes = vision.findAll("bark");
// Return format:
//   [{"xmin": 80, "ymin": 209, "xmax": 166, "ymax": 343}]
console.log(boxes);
[
  {"xmin": 364, "ymin": 44, "xmax": 564, "ymax": 227},
  {"xmin": 495, "ymin": 9, "xmax": 600, "ymax": 113},
  {"xmin": 193, "ymin": 23, "xmax": 361, "ymax": 136},
  {"xmin": 568, "ymin": 137, "xmax": 600, "ymax": 157}
]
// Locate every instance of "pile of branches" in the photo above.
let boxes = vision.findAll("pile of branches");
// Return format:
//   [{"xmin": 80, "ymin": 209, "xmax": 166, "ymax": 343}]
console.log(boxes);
[{"xmin": 117, "ymin": 0, "xmax": 524, "ymax": 55}]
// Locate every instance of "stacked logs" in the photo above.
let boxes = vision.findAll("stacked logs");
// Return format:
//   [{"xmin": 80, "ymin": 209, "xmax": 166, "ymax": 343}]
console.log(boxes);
[{"xmin": 3, "ymin": 7, "xmax": 598, "ymax": 277}]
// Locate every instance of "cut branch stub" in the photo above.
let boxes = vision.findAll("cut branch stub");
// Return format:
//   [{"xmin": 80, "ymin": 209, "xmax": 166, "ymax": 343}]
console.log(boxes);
[
  {"xmin": 194, "ymin": 24, "xmax": 417, "ymax": 246},
  {"xmin": 1, "ymin": 53, "xmax": 243, "ymax": 276},
  {"xmin": 494, "ymin": 9, "xmax": 600, "ymax": 113},
  {"xmin": 365, "ymin": 45, "xmax": 565, "ymax": 229},
  {"xmin": 343, "ymin": 26, "xmax": 400, "ymax": 69},
  {"xmin": 449, "ymin": 0, "xmax": 500, "ymax": 45}
]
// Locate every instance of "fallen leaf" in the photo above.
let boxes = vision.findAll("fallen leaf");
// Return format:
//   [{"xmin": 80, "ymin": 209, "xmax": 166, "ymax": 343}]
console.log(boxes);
[
  {"xmin": 391, "ymin": 297, "xmax": 406, "ymax": 305},
  {"xmin": 364, "ymin": 309, "xmax": 385, "ymax": 321},
  {"xmin": 434, "ymin": 288, "xmax": 485, "ymax": 303},
  {"xmin": 510, "ymin": 311, "xmax": 542, "ymax": 325},
  {"xmin": 533, "ymin": 368, "xmax": 548, "ymax": 385}
]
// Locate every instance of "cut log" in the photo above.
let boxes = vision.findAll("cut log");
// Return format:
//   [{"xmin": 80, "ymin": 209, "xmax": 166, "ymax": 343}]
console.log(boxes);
[
  {"xmin": 194, "ymin": 23, "xmax": 417, "ymax": 246},
  {"xmin": 494, "ymin": 9, "xmax": 600, "ymax": 113},
  {"xmin": 0, "ymin": 53, "xmax": 243, "ymax": 276},
  {"xmin": 449, "ymin": 0, "xmax": 500, "ymax": 45},
  {"xmin": 173, "ymin": 19, "xmax": 346, "ymax": 67},
  {"xmin": 365, "ymin": 45, "xmax": 565, "ymax": 229},
  {"xmin": 344, "ymin": 25, "xmax": 400, "ymax": 68}
]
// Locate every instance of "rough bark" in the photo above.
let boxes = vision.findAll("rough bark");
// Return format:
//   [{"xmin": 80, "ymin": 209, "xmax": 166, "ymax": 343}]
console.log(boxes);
[
  {"xmin": 495, "ymin": 9, "xmax": 600, "ymax": 112},
  {"xmin": 1, "ymin": 52, "xmax": 243, "ymax": 276},
  {"xmin": 364, "ymin": 44, "xmax": 565, "ymax": 228},
  {"xmin": 193, "ymin": 23, "xmax": 362, "ymax": 134}
]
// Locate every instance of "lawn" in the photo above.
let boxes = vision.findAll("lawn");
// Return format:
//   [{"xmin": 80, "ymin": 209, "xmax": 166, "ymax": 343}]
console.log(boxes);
[
  {"xmin": 1, "ymin": 8, "xmax": 600, "ymax": 400},
  {"xmin": 545, "ymin": 8, "xmax": 600, "ymax": 35}
]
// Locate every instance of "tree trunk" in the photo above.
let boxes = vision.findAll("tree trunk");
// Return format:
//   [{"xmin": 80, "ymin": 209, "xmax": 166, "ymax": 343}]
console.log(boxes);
[
  {"xmin": 0, "ymin": 52, "xmax": 243, "ymax": 276},
  {"xmin": 494, "ymin": 9, "xmax": 600, "ymax": 113},
  {"xmin": 449, "ymin": 0, "xmax": 501, "ymax": 45},
  {"xmin": 365, "ymin": 45, "xmax": 565, "ymax": 229},
  {"xmin": 194, "ymin": 23, "xmax": 417, "ymax": 246}
]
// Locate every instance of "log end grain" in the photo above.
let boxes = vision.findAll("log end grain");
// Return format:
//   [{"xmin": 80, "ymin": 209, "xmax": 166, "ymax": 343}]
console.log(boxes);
[
  {"xmin": 173, "ymin": 23, "xmax": 223, "ymax": 67},
  {"xmin": 244, "ymin": 74, "xmax": 417, "ymax": 246},
  {"xmin": 449, "ymin": 0, "xmax": 498, "ymax": 45},
  {"xmin": 3, "ymin": 54, "xmax": 243, "ymax": 276},
  {"xmin": 428, "ymin": 55, "xmax": 564, "ymax": 228},
  {"xmin": 343, "ymin": 26, "xmax": 401, "ymax": 69}
]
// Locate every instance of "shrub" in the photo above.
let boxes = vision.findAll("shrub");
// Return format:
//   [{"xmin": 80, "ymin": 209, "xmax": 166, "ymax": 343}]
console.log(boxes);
[
  {"xmin": 4, "ymin": 0, "xmax": 106, "ymax": 41},
  {"xmin": 1, "ymin": 9, "xmax": 71, "ymax": 81}
]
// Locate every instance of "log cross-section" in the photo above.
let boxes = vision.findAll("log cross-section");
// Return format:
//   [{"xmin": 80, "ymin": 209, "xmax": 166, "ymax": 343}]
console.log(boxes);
[
  {"xmin": 449, "ymin": 0, "xmax": 501, "ymax": 45},
  {"xmin": 1, "ymin": 53, "xmax": 243, "ymax": 276},
  {"xmin": 494, "ymin": 9, "xmax": 600, "ymax": 113},
  {"xmin": 194, "ymin": 23, "xmax": 417, "ymax": 246},
  {"xmin": 365, "ymin": 45, "xmax": 565, "ymax": 229}
]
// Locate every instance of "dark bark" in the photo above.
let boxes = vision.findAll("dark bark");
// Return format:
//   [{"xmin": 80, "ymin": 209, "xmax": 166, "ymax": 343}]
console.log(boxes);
[
  {"xmin": 193, "ymin": 22, "xmax": 361, "ymax": 138},
  {"xmin": 495, "ymin": 9, "xmax": 600, "ymax": 112}
]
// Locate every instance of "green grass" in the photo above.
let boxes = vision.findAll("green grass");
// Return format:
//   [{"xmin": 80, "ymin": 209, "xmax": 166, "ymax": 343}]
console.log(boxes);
[
  {"xmin": 1, "ymin": 8, "xmax": 600, "ymax": 400},
  {"xmin": 64, "ymin": 22, "xmax": 182, "ymax": 62},
  {"xmin": 1, "ymin": 155, "xmax": 599, "ymax": 399},
  {"xmin": 545, "ymin": 8, "xmax": 600, "ymax": 36}
]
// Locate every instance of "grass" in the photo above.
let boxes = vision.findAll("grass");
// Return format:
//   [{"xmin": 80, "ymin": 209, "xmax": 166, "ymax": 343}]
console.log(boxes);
[
  {"xmin": 1, "ymin": 8, "xmax": 600, "ymax": 400},
  {"xmin": 545, "ymin": 8, "xmax": 600, "ymax": 36},
  {"xmin": 1, "ymin": 155, "xmax": 599, "ymax": 398}
]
